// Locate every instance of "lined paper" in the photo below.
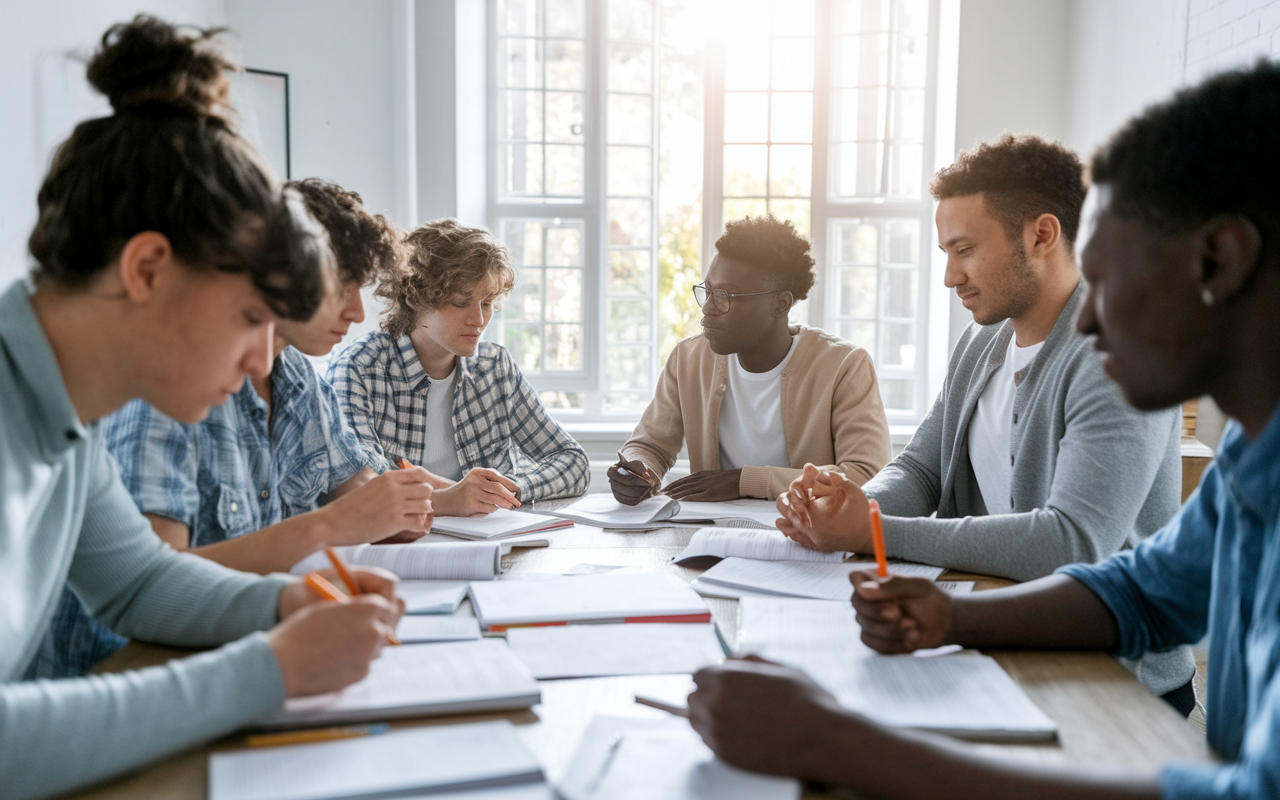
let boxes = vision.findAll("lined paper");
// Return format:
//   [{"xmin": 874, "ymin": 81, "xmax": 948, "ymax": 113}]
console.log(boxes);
[
  {"xmin": 396, "ymin": 616, "xmax": 481, "ymax": 643},
  {"xmin": 695, "ymin": 557, "xmax": 943, "ymax": 601},
  {"xmin": 291, "ymin": 541, "xmax": 502, "ymax": 580},
  {"xmin": 675, "ymin": 527, "xmax": 846, "ymax": 567},
  {"xmin": 506, "ymin": 623, "xmax": 725, "ymax": 679},
  {"xmin": 468, "ymin": 572, "xmax": 709, "ymax": 630}
]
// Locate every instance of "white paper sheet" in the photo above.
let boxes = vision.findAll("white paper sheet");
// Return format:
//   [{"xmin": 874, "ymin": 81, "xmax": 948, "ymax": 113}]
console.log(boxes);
[
  {"xmin": 397, "ymin": 616, "xmax": 482, "ymax": 643},
  {"xmin": 431, "ymin": 508, "xmax": 571, "ymax": 540},
  {"xmin": 468, "ymin": 572, "xmax": 710, "ymax": 630},
  {"xmin": 670, "ymin": 499, "xmax": 782, "ymax": 529},
  {"xmin": 557, "ymin": 716, "xmax": 800, "ymax": 800},
  {"xmin": 210, "ymin": 721, "xmax": 543, "ymax": 800},
  {"xmin": 675, "ymin": 527, "xmax": 846, "ymax": 566},
  {"xmin": 548, "ymin": 494, "xmax": 679, "ymax": 528},
  {"xmin": 398, "ymin": 580, "xmax": 469, "ymax": 614},
  {"xmin": 505, "ymin": 623, "xmax": 725, "ymax": 679},
  {"xmin": 695, "ymin": 557, "xmax": 943, "ymax": 601},
  {"xmin": 291, "ymin": 541, "xmax": 502, "ymax": 580},
  {"xmin": 255, "ymin": 639, "xmax": 540, "ymax": 729}
]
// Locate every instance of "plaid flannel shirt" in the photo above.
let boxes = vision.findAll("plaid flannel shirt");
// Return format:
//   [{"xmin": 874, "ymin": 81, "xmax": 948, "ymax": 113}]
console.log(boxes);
[
  {"xmin": 327, "ymin": 332, "xmax": 590, "ymax": 501},
  {"xmin": 26, "ymin": 347, "xmax": 369, "ymax": 679}
]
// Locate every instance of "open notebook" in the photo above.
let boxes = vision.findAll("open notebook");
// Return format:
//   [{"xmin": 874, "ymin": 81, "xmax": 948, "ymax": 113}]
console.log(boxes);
[
  {"xmin": 675, "ymin": 527, "xmax": 848, "ymax": 569},
  {"xmin": 210, "ymin": 721, "xmax": 545, "ymax": 800},
  {"xmin": 691, "ymin": 557, "xmax": 944, "ymax": 601},
  {"xmin": 292, "ymin": 541, "xmax": 503, "ymax": 580},
  {"xmin": 431, "ymin": 508, "xmax": 574, "ymax": 540},
  {"xmin": 254, "ymin": 639, "xmax": 540, "ymax": 730},
  {"xmin": 468, "ymin": 572, "xmax": 711, "ymax": 632},
  {"xmin": 737, "ymin": 597, "xmax": 1057, "ymax": 741},
  {"xmin": 549, "ymin": 495, "xmax": 780, "ymax": 530}
]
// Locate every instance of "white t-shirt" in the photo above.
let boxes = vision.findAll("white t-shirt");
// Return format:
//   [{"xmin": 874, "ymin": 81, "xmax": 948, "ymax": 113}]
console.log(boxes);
[
  {"xmin": 718, "ymin": 335, "xmax": 799, "ymax": 471},
  {"xmin": 420, "ymin": 365, "xmax": 464, "ymax": 482},
  {"xmin": 967, "ymin": 335, "xmax": 1044, "ymax": 516}
]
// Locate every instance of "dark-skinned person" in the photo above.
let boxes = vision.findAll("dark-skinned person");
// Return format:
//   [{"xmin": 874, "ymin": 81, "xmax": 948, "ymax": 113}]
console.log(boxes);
[
  {"xmin": 776, "ymin": 134, "xmax": 1193, "ymax": 709},
  {"xmin": 609, "ymin": 214, "xmax": 891, "ymax": 505},
  {"xmin": 691, "ymin": 60, "xmax": 1280, "ymax": 800},
  {"xmin": 1, "ymin": 18, "xmax": 415, "ymax": 799}
]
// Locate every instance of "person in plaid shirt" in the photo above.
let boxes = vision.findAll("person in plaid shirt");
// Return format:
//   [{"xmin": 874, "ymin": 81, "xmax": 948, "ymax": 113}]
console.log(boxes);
[{"xmin": 328, "ymin": 219, "xmax": 590, "ymax": 515}]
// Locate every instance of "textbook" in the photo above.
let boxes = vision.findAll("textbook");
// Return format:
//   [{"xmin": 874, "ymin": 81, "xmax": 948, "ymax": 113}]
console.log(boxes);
[
  {"xmin": 292, "ymin": 541, "xmax": 503, "ymax": 580},
  {"xmin": 505, "ymin": 622, "xmax": 726, "ymax": 679},
  {"xmin": 691, "ymin": 557, "xmax": 945, "ymax": 601},
  {"xmin": 396, "ymin": 615, "xmax": 482, "ymax": 643},
  {"xmin": 738, "ymin": 598, "xmax": 1058, "ymax": 742},
  {"xmin": 210, "ymin": 721, "xmax": 546, "ymax": 800},
  {"xmin": 431, "ymin": 507, "xmax": 574, "ymax": 540},
  {"xmin": 468, "ymin": 572, "xmax": 712, "ymax": 632},
  {"xmin": 549, "ymin": 495, "xmax": 780, "ymax": 530},
  {"xmin": 674, "ymin": 527, "xmax": 849, "ymax": 569},
  {"xmin": 255, "ymin": 639, "xmax": 541, "ymax": 730}
]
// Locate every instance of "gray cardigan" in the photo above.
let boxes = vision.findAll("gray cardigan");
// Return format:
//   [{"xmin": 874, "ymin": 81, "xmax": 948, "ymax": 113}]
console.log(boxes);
[{"xmin": 866, "ymin": 281, "xmax": 1194, "ymax": 694}]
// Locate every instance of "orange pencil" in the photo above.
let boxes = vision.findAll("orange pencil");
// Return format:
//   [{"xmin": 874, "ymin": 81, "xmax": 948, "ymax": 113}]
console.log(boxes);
[
  {"xmin": 396, "ymin": 457, "xmax": 413, "ymax": 470},
  {"xmin": 326, "ymin": 546, "xmax": 361, "ymax": 597},
  {"xmin": 868, "ymin": 499, "xmax": 888, "ymax": 578},
  {"xmin": 303, "ymin": 569, "xmax": 401, "ymax": 646}
]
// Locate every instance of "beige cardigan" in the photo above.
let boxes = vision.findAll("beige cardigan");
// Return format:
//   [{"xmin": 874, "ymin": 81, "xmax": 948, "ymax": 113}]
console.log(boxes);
[{"xmin": 621, "ymin": 326, "xmax": 893, "ymax": 499}]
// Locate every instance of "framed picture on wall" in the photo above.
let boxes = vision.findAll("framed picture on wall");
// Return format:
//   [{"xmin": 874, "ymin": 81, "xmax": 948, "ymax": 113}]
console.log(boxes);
[{"xmin": 226, "ymin": 67, "xmax": 290, "ymax": 179}]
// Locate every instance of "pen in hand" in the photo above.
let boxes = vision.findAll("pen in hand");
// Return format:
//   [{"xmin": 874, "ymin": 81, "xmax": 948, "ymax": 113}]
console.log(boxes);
[{"xmin": 307, "ymin": 548, "xmax": 402, "ymax": 646}]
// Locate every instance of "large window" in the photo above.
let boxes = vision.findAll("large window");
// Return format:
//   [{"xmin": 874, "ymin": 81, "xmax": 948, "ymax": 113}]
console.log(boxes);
[{"xmin": 490, "ymin": 0, "xmax": 941, "ymax": 424}]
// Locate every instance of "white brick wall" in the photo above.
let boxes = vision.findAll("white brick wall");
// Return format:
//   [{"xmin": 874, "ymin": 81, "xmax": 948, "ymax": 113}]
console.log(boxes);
[{"xmin": 1185, "ymin": 0, "xmax": 1280, "ymax": 81}]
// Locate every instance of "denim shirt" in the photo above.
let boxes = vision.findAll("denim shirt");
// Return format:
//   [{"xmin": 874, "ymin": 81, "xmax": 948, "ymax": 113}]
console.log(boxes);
[
  {"xmin": 27, "ymin": 347, "xmax": 370, "ymax": 679},
  {"xmin": 1060, "ymin": 403, "xmax": 1280, "ymax": 799}
]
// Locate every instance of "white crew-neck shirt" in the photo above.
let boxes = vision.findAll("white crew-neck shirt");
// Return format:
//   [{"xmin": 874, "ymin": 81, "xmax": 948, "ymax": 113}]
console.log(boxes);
[
  {"xmin": 718, "ymin": 335, "xmax": 799, "ymax": 471},
  {"xmin": 968, "ymin": 334, "xmax": 1044, "ymax": 516},
  {"xmin": 420, "ymin": 365, "xmax": 464, "ymax": 481}
]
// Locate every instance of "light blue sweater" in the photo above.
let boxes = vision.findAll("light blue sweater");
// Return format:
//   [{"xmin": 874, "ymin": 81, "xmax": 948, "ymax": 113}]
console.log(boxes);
[{"xmin": 0, "ymin": 281, "xmax": 291, "ymax": 800}]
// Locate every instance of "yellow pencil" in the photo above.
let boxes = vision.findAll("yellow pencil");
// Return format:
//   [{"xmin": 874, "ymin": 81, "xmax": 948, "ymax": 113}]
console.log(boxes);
[{"xmin": 247, "ymin": 723, "xmax": 390, "ymax": 748}]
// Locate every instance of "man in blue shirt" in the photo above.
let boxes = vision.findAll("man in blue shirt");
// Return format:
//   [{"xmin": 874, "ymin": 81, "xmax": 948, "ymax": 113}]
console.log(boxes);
[{"xmin": 689, "ymin": 61, "xmax": 1280, "ymax": 799}]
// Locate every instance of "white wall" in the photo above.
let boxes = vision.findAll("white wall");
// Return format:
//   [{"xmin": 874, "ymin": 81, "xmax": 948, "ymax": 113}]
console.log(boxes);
[{"xmin": 0, "ymin": 0, "xmax": 227, "ymax": 287}]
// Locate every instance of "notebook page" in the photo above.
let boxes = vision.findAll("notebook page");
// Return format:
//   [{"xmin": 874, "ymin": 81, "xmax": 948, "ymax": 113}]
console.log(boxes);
[
  {"xmin": 257, "ymin": 639, "xmax": 539, "ymax": 728},
  {"xmin": 432, "ymin": 508, "xmax": 566, "ymax": 539},
  {"xmin": 397, "ymin": 615, "xmax": 482, "ymax": 642},
  {"xmin": 675, "ymin": 527, "xmax": 846, "ymax": 566},
  {"xmin": 398, "ymin": 580, "xmax": 469, "ymax": 614},
  {"xmin": 468, "ymin": 572, "xmax": 709, "ymax": 628},
  {"xmin": 671, "ymin": 499, "xmax": 783, "ymax": 529},
  {"xmin": 698, "ymin": 558, "xmax": 943, "ymax": 601},
  {"xmin": 210, "ymin": 721, "xmax": 543, "ymax": 800},
  {"xmin": 549, "ymin": 494, "xmax": 678, "ymax": 527},
  {"xmin": 506, "ymin": 623, "xmax": 725, "ymax": 679},
  {"xmin": 291, "ymin": 542, "xmax": 501, "ymax": 580}
]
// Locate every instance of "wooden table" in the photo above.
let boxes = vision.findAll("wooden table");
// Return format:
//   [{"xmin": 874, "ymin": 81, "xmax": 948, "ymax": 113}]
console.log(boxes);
[{"xmin": 71, "ymin": 513, "xmax": 1214, "ymax": 799}]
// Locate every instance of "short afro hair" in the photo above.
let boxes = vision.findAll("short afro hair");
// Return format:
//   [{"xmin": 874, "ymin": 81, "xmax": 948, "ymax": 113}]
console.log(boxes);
[
  {"xmin": 286, "ymin": 178, "xmax": 401, "ymax": 287},
  {"xmin": 931, "ymin": 133, "xmax": 1086, "ymax": 250},
  {"xmin": 1091, "ymin": 60, "xmax": 1280, "ymax": 250},
  {"xmin": 714, "ymin": 214, "xmax": 815, "ymax": 300}
]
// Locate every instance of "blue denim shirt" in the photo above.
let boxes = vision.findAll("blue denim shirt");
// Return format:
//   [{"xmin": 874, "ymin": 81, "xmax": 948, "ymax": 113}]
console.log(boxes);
[
  {"xmin": 27, "ymin": 347, "xmax": 370, "ymax": 678},
  {"xmin": 1060, "ymin": 403, "xmax": 1280, "ymax": 799}
]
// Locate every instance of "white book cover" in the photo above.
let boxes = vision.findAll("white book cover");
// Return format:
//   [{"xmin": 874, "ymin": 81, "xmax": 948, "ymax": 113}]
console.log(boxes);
[
  {"xmin": 694, "ymin": 557, "xmax": 944, "ymax": 602},
  {"xmin": 431, "ymin": 507, "xmax": 573, "ymax": 540}
]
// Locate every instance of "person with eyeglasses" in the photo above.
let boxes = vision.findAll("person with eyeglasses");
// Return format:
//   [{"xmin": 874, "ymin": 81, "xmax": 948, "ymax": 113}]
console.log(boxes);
[{"xmin": 609, "ymin": 215, "xmax": 892, "ymax": 504}]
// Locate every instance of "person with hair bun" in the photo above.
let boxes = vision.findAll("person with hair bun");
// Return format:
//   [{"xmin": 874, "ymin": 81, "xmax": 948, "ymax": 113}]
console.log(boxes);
[
  {"xmin": 610, "ymin": 214, "xmax": 892, "ymax": 505},
  {"xmin": 328, "ymin": 218, "xmax": 590, "ymax": 516},
  {"xmin": 0, "ymin": 18, "xmax": 422, "ymax": 798}
]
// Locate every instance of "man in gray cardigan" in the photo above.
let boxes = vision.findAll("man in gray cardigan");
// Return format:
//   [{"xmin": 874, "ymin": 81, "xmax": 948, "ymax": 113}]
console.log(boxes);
[{"xmin": 777, "ymin": 134, "xmax": 1194, "ymax": 712}]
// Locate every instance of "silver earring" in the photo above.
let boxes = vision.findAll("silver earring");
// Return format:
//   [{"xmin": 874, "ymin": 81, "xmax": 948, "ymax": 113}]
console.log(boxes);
[{"xmin": 1201, "ymin": 289, "xmax": 1214, "ymax": 307}]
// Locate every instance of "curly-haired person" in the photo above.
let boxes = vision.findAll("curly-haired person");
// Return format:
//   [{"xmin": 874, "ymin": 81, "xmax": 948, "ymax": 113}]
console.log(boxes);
[
  {"xmin": 610, "ymin": 214, "xmax": 892, "ymax": 505},
  {"xmin": 328, "ymin": 218, "xmax": 590, "ymax": 516}
]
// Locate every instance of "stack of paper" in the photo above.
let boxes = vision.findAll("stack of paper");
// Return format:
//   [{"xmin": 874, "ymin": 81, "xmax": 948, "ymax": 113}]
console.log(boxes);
[
  {"xmin": 674, "ymin": 527, "xmax": 847, "ymax": 569},
  {"xmin": 432, "ymin": 508, "xmax": 573, "ymax": 540},
  {"xmin": 292, "ymin": 541, "xmax": 502, "ymax": 580},
  {"xmin": 505, "ymin": 623, "xmax": 726, "ymax": 679},
  {"xmin": 396, "ymin": 616, "xmax": 481, "ymax": 643},
  {"xmin": 738, "ymin": 597, "xmax": 1057, "ymax": 741},
  {"xmin": 549, "ymin": 496, "xmax": 779, "ymax": 530},
  {"xmin": 691, "ymin": 557, "xmax": 945, "ymax": 601},
  {"xmin": 210, "ymin": 721, "xmax": 546, "ymax": 800},
  {"xmin": 557, "ymin": 716, "xmax": 800, "ymax": 800},
  {"xmin": 255, "ymin": 639, "xmax": 540, "ymax": 730},
  {"xmin": 399, "ymin": 580, "xmax": 469, "ymax": 614},
  {"xmin": 468, "ymin": 572, "xmax": 711, "ymax": 632}
]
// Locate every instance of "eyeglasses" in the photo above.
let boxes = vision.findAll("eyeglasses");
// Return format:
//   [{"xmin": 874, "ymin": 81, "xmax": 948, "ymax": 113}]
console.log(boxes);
[{"xmin": 692, "ymin": 283, "xmax": 780, "ymax": 313}]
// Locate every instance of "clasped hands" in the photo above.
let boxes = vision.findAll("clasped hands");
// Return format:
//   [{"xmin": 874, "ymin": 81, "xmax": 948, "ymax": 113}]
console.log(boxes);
[{"xmin": 775, "ymin": 463, "xmax": 877, "ymax": 554}]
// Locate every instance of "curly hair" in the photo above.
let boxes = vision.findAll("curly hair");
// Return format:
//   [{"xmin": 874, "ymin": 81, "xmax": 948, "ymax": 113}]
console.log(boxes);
[
  {"xmin": 1091, "ymin": 60, "xmax": 1280, "ymax": 249},
  {"xmin": 378, "ymin": 218, "xmax": 517, "ymax": 337},
  {"xmin": 713, "ymin": 214, "xmax": 816, "ymax": 299},
  {"xmin": 286, "ymin": 178, "xmax": 400, "ymax": 287},
  {"xmin": 931, "ymin": 133, "xmax": 1086, "ymax": 250}
]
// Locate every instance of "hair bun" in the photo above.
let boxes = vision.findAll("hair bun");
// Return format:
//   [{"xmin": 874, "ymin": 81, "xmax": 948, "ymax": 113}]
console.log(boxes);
[{"xmin": 87, "ymin": 15, "xmax": 234, "ymax": 118}]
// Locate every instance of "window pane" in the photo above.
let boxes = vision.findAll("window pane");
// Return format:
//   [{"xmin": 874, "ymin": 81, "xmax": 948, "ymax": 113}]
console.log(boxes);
[
  {"xmin": 502, "ymin": 90, "xmax": 542, "ymax": 141},
  {"xmin": 499, "ymin": 38, "xmax": 542, "ymax": 89},
  {"xmin": 608, "ymin": 199, "xmax": 652, "ymax": 246},
  {"xmin": 608, "ymin": 44, "xmax": 652, "ymax": 93},
  {"xmin": 881, "ymin": 268, "xmax": 916, "ymax": 318},
  {"xmin": 725, "ymin": 0, "xmax": 772, "ymax": 38},
  {"xmin": 724, "ymin": 197, "xmax": 768, "ymax": 223},
  {"xmin": 832, "ymin": 141, "xmax": 885, "ymax": 198},
  {"xmin": 505, "ymin": 324, "xmax": 542, "ymax": 371},
  {"xmin": 545, "ymin": 324, "xmax": 583, "ymax": 369},
  {"xmin": 608, "ymin": 94, "xmax": 652, "ymax": 145},
  {"xmin": 835, "ymin": 221, "xmax": 877, "ymax": 264},
  {"xmin": 610, "ymin": 250, "xmax": 650, "ymax": 294},
  {"xmin": 498, "ymin": 0, "xmax": 539, "ymax": 36},
  {"xmin": 606, "ymin": 346, "xmax": 651, "ymax": 390},
  {"xmin": 545, "ymin": 268, "xmax": 583, "ymax": 322},
  {"xmin": 603, "ymin": 392, "xmax": 650, "ymax": 415},
  {"xmin": 839, "ymin": 319, "xmax": 875, "ymax": 351},
  {"xmin": 545, "ymin": 91, "xmax": 584, "ymax": 143},
  {"xmin": 839, "ymin": 267, "xmax": 877, "ymax": 317},
  {"xmin": 724, "ymin": 92, "xmax": 769, "ymax": 143},
  {"xmin": 725, "ymin": 38, "xmax": 770, "ymax": 90},
  {"xmin": 768, "ymin": 144, "xmax": 811, "ymax": 196},
  {"xmin": 608, "ymin": 146, "xmax": 653, "ymax": 196},
  {"xmin": 545, "ymin": 144, "xmax": 584, "ymax": 195},
  {"xmin": 898, "ymin": 35, "xmax": 929, "ymax": 87},
  {"xmin": 883, "ymin": 220, "xmax": 919, "ymax": 264},
  {"xmin": 896, "ymin": 88, "xmax": 926, "ymax": 142},
  {"xmin": 546, "ymin": 40, "xmax": 584, "ymax": 90},
  {"xmin": 888, "ymin": 143, "xmax": 923, "ymax": 198},
  {"xmin": 608, "ymin": 0, "xmax": 652, "ymax": 40},
  {"xmin": 608, "ymin": 299, "xmax": 651, "ymax": 343},
  {"xmin": 546, "ymin": 0, "xmax": 585, "ymax": 37},
  {"xmin": 503, "ymin": 220, "xmax": 545, "ymax": 264},
  {"xmin": 771, "ymin": 0, "xmax": 815, "ymax": 36},
  {"xmin": 771, "ymin": 38, "xmax": 814, "ymax": 91},
  {"xmin": 899, "ymin": 0, "xmax": 930, "ymax": 35},
  {"xmin": 540, "ymin": 390, "xmax": 584, "ymax": 411},
  {"xmin": 723, "ymin": 144, "xmax": 768, "ymax": 196},
  {"xmin": 504, "ymin": 268, "xmax": 543, "ymax": 322},
  {"xmin": 768, "ymin": 198, "xmax": 810, "ymax": 238},
  {"xmin": 880, "ymin": 378, "xmax": 915, "ymax": 413},
  {"xmin": 546, "ymin": 226, "xmax": 583, "ymax": 266},
  {"xmin": 770, "ymin": 94, "xmax": 813, "ymax": 143},
  {"xmin": 504, "ymin": 143, "xmax": 543, "ymax": 195}
]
